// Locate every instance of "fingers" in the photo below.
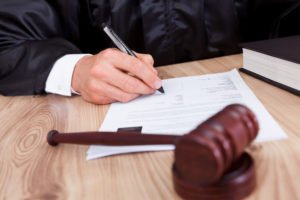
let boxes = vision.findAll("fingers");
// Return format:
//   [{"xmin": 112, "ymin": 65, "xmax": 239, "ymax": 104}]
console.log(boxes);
[
  {"xmin": 135, "ymin": 52, "xmax": 157, "ymax": 74},
  {"xmin": 81, "ymin": 93, "xmax": 116, "ymax": 105},
  {"xmin": 135, "ymin": 52, "xmax": 154, "ymax": 66},
  {"xmin": 101, "ymin": 49, "xmax": 162, "ymax": 90},
  {"xmin": 82, "ymin": 80, "xmax": 140, "ymax": 104},
  {"xmin": 100, "ymin": 65, "xmax": 155, "ymax": 94}
]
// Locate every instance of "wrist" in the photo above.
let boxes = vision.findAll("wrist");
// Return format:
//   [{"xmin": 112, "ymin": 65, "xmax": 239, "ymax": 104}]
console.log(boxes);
[{"xmin": 71, "ymin": 55, "xmax": 91, "ymax": 93}]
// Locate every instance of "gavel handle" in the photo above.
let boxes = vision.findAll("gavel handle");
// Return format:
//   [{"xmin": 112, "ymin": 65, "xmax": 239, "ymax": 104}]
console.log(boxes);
[{"xmin": 47, "ymin": 130, "xmax": 179, "ymax": 146}]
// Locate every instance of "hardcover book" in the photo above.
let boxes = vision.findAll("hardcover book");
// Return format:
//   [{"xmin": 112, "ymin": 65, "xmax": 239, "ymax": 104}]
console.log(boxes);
[{"xmin": 240, "ymin": 35, "xmax": 300, "ymax": 96}]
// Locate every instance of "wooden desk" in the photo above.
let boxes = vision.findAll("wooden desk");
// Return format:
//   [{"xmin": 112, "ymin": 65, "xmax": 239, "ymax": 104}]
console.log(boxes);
[{"xmin": 1, "ymin": 54, "xmax": 300, "ymax": 200}]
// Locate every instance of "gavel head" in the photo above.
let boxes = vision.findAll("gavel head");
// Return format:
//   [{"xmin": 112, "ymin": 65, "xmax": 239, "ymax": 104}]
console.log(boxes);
[{"xmin": 173, "ymin": 104, "xmax": 259, "ymax": 199}]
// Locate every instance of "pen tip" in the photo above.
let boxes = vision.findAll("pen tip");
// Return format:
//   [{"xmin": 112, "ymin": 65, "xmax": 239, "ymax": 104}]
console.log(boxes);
[{"xmin": 158, "ymin": 86, "xmax": 165, "ymax": 94}]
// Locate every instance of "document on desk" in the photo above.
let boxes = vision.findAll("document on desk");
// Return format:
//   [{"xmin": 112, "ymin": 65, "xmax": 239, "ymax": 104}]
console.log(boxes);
[{"xmin": 87, "ymin": 69, "xmax": 287, "ymax": 160}]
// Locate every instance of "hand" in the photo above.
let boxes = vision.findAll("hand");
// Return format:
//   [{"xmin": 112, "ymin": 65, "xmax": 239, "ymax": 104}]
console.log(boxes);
[{"xmin": 71, "ymin": 48, "xmax": 162, "ymax": 104}]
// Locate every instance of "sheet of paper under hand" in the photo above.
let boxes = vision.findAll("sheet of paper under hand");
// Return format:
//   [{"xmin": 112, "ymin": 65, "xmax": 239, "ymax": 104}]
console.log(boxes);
[{"xmin": 87, "ymin": 69, "xmax": 287, "ymax": 160}]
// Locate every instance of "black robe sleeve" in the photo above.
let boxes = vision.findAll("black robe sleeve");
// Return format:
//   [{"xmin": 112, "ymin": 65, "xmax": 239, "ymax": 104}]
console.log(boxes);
[{"xmin": 0, "ymin": 0, "xmax": 82, "ymax": 95}]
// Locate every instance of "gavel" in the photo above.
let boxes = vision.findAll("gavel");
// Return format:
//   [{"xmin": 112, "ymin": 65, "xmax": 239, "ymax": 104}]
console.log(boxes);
[{"xmin": 47, "ymin": 104, "xmax": 259, "ymax": 200}]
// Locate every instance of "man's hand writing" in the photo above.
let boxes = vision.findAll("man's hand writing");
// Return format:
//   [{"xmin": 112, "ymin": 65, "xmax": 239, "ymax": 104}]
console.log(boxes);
[{"xmin": 71, "ymin": 48, "xmax": 162, "ymax": 104}]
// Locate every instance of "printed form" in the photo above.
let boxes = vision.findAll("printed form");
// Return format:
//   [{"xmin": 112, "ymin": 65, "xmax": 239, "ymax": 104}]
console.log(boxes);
[{"xmin": 87, "ymin": 69, "xmax": 287, "ymax": 160}]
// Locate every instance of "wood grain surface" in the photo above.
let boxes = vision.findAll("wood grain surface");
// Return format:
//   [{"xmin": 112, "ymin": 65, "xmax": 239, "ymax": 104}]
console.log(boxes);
[{"xmin": 0, "ymin": 54, "xmax": 299, "ymax": 200}]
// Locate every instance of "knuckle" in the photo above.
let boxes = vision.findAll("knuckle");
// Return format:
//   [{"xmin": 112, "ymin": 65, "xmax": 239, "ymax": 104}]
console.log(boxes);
[
  {"xmin": 90, "ymin": 94, "xmax": 101, "ymax": 103},
  {"xmin": 131, "ymin": 60, "xmax": 143, "ymax": 75},
  {"xmin": 90, "ymin": 65, "xmax": 107, "ymax": 79},
  {"xmin": 95, "ymin": 96, "xmax": 109, "ymax": 104},
  {"xmin": 82, "ymin": 93, "xmax": 100, "ymax": 104},
  {"xmin": 92, "ymin": 96, "xmax": 111, "ymax": 105},
  {"xmin": 90, "ymin": 66, "xmax": 99, "ymax": 76},
  {"xmin": 145, "ymin": 55, "xmax": 154, "ymax": 65},
  {"xmin": 119, "ymin": 94, "xmax": 132, "ymax": 103},
  {"xmin": 122, "ymin": 76, "xmax": 138, "ymax": 92},
  {"xmin": 123, "ymin": 56, "xmax": 140, "ymax": 72},
  {"xmin": 100, "ymin": 48, "xmax": 116, "ymax": 59},
  {"xmin": 86, "ymin": 81, "xmax": 99, "ymax": 93},
  {"xmin": 88, "ymin": 92, "xmax": 110, "ymax": 104},
  {"xmin": 100, "ymin": 98, "xmax": 114, "ymax": 105}
]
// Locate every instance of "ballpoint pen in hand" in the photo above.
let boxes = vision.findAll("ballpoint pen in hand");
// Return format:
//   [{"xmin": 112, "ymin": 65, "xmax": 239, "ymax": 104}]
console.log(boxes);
[{"xmin": 102, "ymin": 23, "xmax": 165, "ymax": 94}]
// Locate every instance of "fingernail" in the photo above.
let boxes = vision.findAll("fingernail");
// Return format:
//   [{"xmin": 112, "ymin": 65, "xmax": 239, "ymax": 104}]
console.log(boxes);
[{"xmin": 154, "ymin": 80, "xmax": 162, "ymax": 89}]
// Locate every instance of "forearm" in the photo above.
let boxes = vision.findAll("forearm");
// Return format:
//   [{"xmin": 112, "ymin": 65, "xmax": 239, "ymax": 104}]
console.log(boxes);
[{"xmin": 0, "ymin": 39, "xmax": 81, "ymax": 95}]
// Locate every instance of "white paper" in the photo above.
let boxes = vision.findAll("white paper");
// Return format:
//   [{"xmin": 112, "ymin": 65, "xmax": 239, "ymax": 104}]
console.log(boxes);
[{"xmin": 87, "ymin": 69, "xmax": 287, "ymax": 160}]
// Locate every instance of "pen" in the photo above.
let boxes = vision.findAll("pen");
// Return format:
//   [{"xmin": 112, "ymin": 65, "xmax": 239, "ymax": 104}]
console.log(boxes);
[{"xmin": 102, "ymin": 23, "xmax": 165, "ymax": 94}]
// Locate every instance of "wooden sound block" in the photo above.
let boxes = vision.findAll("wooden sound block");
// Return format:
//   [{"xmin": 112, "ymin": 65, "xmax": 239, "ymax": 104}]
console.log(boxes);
[{"xmin": 172, "ymin": 153, "xmax": 256, "ymax": 200}]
